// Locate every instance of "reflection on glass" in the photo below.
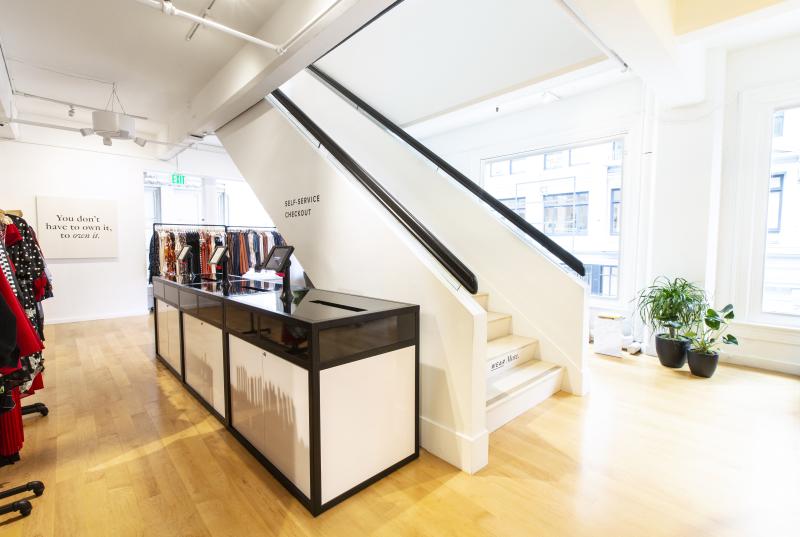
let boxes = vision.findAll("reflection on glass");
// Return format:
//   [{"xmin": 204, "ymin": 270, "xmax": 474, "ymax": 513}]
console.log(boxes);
[
  {"xmin": 482, "ymin": 139, "xmax": 624, "ymax": 298},
  {"xmin": 763, "ymin": 107, "xmax": 800, "ymax": 316}
]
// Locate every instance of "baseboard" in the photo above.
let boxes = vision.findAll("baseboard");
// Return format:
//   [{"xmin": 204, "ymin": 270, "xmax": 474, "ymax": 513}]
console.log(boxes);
[
  {"xmin": 720, "ymin": 353, "xmax": 800, "ymax": 377},
  {"xmin": 419, "ymin": 416, "xmax": 488, "ymax": 474},
  {"xmin": 45, "ymin": 309, "xmax": 149, "ymax": 325}
]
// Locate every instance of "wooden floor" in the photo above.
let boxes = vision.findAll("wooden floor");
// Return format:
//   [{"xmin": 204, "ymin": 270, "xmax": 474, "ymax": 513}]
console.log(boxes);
[{"xmin": 1, "ymin": 316, "xmax": 798, "ymax": 536}]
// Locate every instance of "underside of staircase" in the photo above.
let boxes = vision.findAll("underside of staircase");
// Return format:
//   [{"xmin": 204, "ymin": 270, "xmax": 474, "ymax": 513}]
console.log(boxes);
[{"xmin": 476, "ymin": 293, "xmax": 563, "ymax": 432}]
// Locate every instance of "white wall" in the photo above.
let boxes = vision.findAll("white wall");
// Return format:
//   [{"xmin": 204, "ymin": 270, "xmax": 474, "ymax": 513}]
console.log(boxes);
[
  {"xmin": 0, "ymin": 123, "xmax": 244, "ymax": 323},
  {"xmin": 218, "ymin": 101, "xmax": 489, "ymax": 473}
]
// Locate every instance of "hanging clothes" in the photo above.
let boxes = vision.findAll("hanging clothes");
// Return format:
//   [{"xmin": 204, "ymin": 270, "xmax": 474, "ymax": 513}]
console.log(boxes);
[
  {"xmin": 0, "ymin": 241, "xmax": 45, "ymax": 464},
  {"xmin": 1, "ymin": 216, "xmax": 50, "ymax": 394},
  {"xmin": 149, "ymin": 227, "xmax": 227, "ymax": 280},
  {"xmin": 225, "ymin": 229, "xmax": 284, "ymax": 276}
]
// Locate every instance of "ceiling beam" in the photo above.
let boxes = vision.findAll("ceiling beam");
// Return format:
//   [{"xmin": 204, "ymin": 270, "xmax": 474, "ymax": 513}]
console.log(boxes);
[
  {"xmin": 564, "ymin": 0, "xmax": 707, "ymax": 108},
  {"xmin": 161, "ymin": 0, "xmax": 397, "ymax": 157}
]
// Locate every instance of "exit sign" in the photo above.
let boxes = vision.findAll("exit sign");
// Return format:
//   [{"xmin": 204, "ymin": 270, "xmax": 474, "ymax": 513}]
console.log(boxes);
[{"xmin": 171, "ymin": 174, "xmax": 185, "ymax": 185}]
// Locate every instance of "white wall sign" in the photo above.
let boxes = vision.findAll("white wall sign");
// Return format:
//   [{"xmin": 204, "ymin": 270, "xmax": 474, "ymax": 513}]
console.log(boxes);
[{"xmin": 36, "ymin": 196, "xmax": 118, "ymax": 259}]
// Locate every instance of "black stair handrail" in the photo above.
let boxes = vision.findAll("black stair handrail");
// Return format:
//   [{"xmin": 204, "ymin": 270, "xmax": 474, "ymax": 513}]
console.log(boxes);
[
  {"xmin": 271, "ymin": 89, "xmax": 479, "ymax": 294},
  {"xmin": 307, "ymin": 65, "xmax": 586, "ymax": 277}
]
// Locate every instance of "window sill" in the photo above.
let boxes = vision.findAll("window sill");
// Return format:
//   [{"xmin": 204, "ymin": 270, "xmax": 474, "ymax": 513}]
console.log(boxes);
[{"xmin": 730, "ymin": 321, "xmax": 800, "ymax": 345}]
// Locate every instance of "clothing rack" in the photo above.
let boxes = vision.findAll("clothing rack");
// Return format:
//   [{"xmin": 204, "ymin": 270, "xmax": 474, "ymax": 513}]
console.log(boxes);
[
  {"xmin": 1, "ymin": 211, "xmax": 48, "ymax": 520},
  {"xmin": 150, "ymin": 224, "xmax": 282, "ymax": 280}
]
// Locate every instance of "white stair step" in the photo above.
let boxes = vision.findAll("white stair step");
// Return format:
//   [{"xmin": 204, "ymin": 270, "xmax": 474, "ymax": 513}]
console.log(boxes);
[
  {"xmin": 486, "ymin": 360, "xmax": 562, "ymax": 432},
  {"xmin": 487, "ymin": 311, "xmax": 512, "ymax": 341},
  {"xmin": 486, "ymin": 335, "xmax": 539, "ymax": 375},
  {"xmin": 474, "ymin": 292, "xmax": 489, "ymax": 311}
]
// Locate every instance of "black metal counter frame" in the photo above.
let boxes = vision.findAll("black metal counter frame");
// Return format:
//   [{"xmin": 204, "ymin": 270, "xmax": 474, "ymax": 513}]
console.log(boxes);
[{"xmin": 152, "ymin": 275, "xmax": 419, "ymax": 516}]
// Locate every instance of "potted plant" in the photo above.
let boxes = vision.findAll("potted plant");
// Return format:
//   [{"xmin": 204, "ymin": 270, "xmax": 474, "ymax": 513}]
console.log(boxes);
[
  {"xmin": 685, "ymin": 305, "xmax": 738, "ymax": 378},
  {"xmin": 635, "ymin": 277, "xmax": 706, "ymax": 368}
]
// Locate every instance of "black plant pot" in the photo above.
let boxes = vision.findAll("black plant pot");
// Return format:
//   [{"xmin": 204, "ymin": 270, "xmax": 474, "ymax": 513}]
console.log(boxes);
[
  {"xmin": 688, "ymin": 350, "xmax": 719, "ymax": 378},
  {"xmin": 654, "ymin": 334, "xmax": 689, "ymax": 368}
]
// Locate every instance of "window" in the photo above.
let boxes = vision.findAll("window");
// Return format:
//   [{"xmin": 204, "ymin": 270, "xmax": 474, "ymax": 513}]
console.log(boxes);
[
  {"xmin": 762, "ymin": 107, "xmax": 799, "ymax": 316},
  {"xmin": 490, "ymin": 160, "xmax": 510, "ymax": 177},
  {"xmin": 584, "ymin": 264, "xmax": 618, "ymax": 298},
  {"xmin": 498, "ymin": 197, "xmax": 526, "ymax": 218},
  {"xmin": 773, "ymin": 111, "xmax": 784, "ymax": 137},
  {"xmin": 481, "ymin": 137, "xmax": 626, "ymax": 305},
  {"xmin": 218, "ymin": 190, "xmax": 230, "ymax": 225},
  {"xmin": 543, "ymin": 191, "xmax": 588, "ymax": 235},
  {"xmin": 510, "ymin": 157, "xmax": 528, "ymax": 174},
  {"xmin": 610, "ymin": 188, "xmax": 621, "ymax": 235},
  {"xmin": 767, "ymin": 174, "xmax": 783, "ymax": 233},
  {"xmin": 544, "ymin": 150, "xmax": 568, "ymax": 169}
]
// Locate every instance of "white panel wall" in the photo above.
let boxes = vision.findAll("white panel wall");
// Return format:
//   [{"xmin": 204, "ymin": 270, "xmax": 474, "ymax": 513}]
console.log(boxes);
[
  {"xmin": 0, "ymin": 123, "xmax": 244, "ymax": 323},
  {"xmin": 218, "ymin": 103, "xmax": 489, "ymax": 473},
  {"xmin": 281, "ymin": 71, "xmax": 589, "ymax": 394}
]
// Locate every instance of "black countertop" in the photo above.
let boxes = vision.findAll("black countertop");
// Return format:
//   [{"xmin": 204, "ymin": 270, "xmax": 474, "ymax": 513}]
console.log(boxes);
[{"xmin": 154, "ymin": 274, "xmax": 415, "ymax": 324}]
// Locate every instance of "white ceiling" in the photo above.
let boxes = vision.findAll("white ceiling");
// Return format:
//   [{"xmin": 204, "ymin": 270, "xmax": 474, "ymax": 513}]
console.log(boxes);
[
  {"xmin": 315, "ymin": 0, "xmax": 606, "ymax": 126},
  {"xmin": 0, "ymin": 0, "xmax": 283, "ymax": 135}
]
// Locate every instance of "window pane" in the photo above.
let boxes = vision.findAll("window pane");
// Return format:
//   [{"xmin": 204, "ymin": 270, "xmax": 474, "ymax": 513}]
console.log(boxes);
[
  {"xmin": 544, "ymin": 150, "xmax": 568, "ymax": 169},
  {"xmin": 510, "ymin": 157, "xmax": 528, "ymax": 174},
  {"xmin": 763, "ymin": 108, "xmax": 800, "ymax": 315},
  {"xmin": 773, "ymin": 111, "xmax": 784, "ymax": 137},
  {"xmin": 490, "ymin": 160, "xmax": 509, "ymax": 176}
]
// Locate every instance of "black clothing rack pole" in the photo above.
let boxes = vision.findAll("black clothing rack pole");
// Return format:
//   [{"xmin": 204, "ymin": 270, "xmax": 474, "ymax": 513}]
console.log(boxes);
[{"xmin": 151, "ymin": 223, "xmax": 277, "ymax": 233}]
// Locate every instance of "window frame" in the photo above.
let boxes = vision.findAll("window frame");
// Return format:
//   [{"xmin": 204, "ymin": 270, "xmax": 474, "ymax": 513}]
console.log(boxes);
[{"xmin": 724, "ymin": 88, "xmax": 800, "ymax": 328}]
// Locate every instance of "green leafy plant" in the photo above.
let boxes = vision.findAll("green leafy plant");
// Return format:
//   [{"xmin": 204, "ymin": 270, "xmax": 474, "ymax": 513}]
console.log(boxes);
[
  {"xmin": 686, "ymin": 304, "xmax": 739, "ymax": 354},
  {"xmin": 635, "ymin": 277, "xmax": 706, "ymax": 340}
]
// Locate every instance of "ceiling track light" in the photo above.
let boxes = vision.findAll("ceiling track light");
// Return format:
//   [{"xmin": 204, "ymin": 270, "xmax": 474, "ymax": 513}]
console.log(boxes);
[
  {"xmin": 68, "ymin": 105, "xmax": 76, "ymax": 118},
  {"xmin": 103, "ymin": 137, "xmax": 112, "ymax": 147},
  {"xmin": 134, "ymin": 137, "xmax": 147, "ymax": 147}
]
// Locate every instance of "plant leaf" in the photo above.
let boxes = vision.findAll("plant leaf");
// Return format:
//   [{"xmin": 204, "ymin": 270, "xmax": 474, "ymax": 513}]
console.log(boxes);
[
  {"xmin": 721, "ymin": 304, "xmax": 733, "ymax": 313},
  {"xmin": 724, "ymin": 310, "xmax": 735, "ymax": 320},
  {"xmin": 722, "ymin": 334, "xmax": 738, "ymax": 345}
]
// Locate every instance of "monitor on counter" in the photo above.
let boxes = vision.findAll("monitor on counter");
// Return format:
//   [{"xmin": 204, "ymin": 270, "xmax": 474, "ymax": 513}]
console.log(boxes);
[
  {"xmin": 265, "ymin": 245, "xmax": 294, "ymax": 273},
  {"xmin": 177, "ymin": 245, "xmax": 192, "ymax": 262},
  {"xmin": 209, "ymin": 245, "xmax": 228, "ymax": 266}
]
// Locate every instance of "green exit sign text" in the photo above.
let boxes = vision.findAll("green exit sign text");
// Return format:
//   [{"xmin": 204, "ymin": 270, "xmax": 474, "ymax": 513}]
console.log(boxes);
[{"xmin": 171, "ymin": 174, "xmax": 185, "ymax": 185}]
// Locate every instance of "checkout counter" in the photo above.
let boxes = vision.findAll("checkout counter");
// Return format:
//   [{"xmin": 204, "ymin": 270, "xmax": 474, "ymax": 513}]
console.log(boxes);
[{"xmin": 152, "ymin": 267, "xmax": 419, "ymax": 516}]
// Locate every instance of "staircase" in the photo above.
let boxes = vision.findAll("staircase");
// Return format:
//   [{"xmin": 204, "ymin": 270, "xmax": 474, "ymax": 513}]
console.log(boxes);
[{"xmin": 476, "ymin": 293, "xmax": 563, "ymax": 432}]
